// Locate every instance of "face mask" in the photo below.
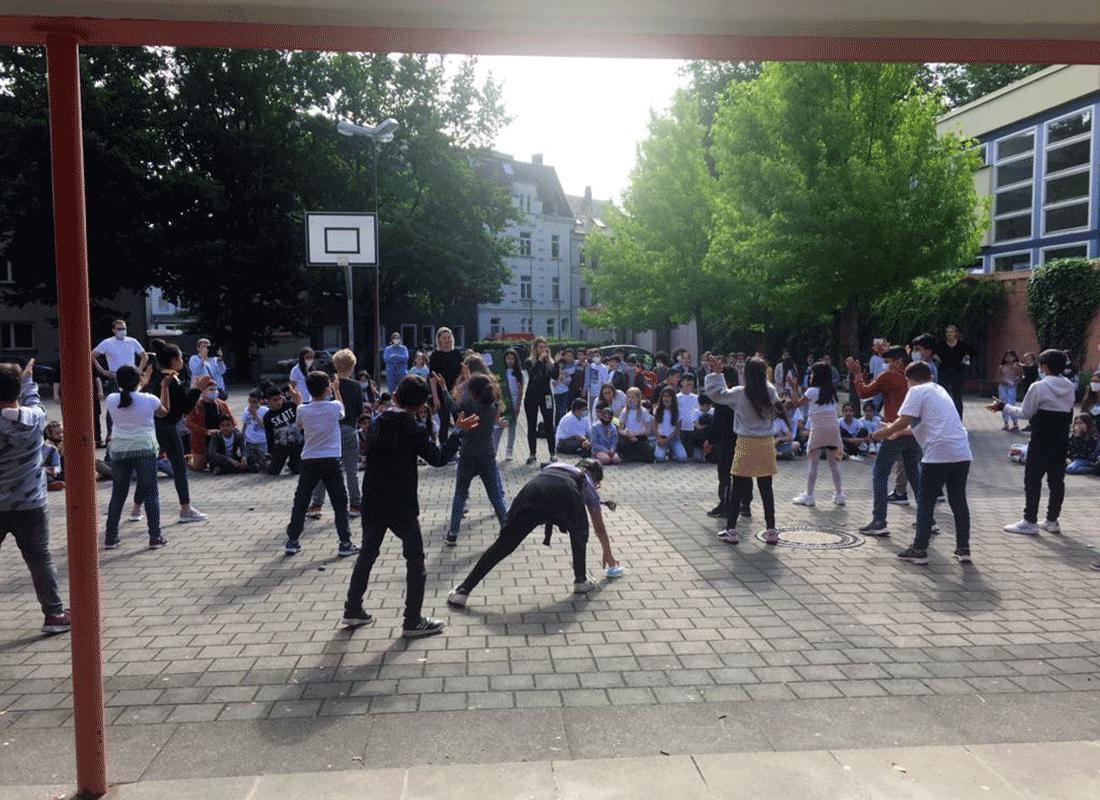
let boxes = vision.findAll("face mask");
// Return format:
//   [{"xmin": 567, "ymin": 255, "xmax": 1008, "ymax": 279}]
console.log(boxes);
[
  {"xmin": 360, "ymin": 381, "xmax": 371, "ymax": 391},
  {"xmin": 627, "ymin": 401, "xmax": 637, "ymax": 408},
  {"xmin": 1091, "ymin": 382, "xmax": 1100, "ymax": 393},
  {"xmin": 205, "ymin": 390, "xmax": 218, "ymax": 400},
  {"xmin": 304, "ymin": 359, "xmax": 313, "ymax": 369},
  {"xmin": 114, "ymin": 329, "xmax": 127, "ymax": 339}
]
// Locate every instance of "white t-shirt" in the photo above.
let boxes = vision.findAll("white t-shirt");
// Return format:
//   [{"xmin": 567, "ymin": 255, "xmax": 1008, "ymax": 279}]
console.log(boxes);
[
  {"xmin": 898, "ymin": 381, "xmax": 972, "ymax": 463},
  {"xmin": 803, "ymin": 387, "xmax": 838, "ymax": 430},
  {"xmin": 94, "ymin": 335, "xmax": 145, "ymax": 373},
  {"xmin": 241, "ymin": 405, "xmax": 268, "ymax": 445},
  {"xmin": 106, "ymin": 392, "xmax": 160, "ymax": 454},
  {"xmin": 297, "ymin": 399, "xmax": 344, "ymax": 459},
  {"xmin": 838, "ymin": 417, "xmax": 863, "ymax": 437},
  {"xmin": 676, "ymin": 392, "xmax": 700, "ymax": 427},
  {"xmin": 556, "ymin": 412, "xmax": 591, "ymax": 441},
  {"xmin": 772, "ymin": 418, "xmax": 791, "ymax": 437},
  {"xmin": 620, "ymin": 407, "xmax": 651, "ymax": 436},
  {"xmin": 655, "ymin": 411, "xmax": 676, "ymax": 438}
]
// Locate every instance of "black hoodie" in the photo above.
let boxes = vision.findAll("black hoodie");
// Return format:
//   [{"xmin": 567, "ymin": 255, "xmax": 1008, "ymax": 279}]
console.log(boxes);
[{"xmin": 361, "ymin": 408, "xmax": 462, "ymax": 518}]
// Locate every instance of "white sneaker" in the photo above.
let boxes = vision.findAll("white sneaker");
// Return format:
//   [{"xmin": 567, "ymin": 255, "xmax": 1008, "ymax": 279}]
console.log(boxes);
[
  {"xmin": 573, "ymin": 578, "xmax": 598, "ymax": 594},
  {"xmin": 792, "ymin": 493, "xmax": 815, "ymax": 506},
  {"xmin": 1038, "ymin": 520, "xmax": 1061, "ymax": 533},
  {"xmin": 1003, "ymin": 520, "xmax": 1039, "ymax": 535},
  {"xmin": 127, "ymin": 511, "xmax": 143, "ymax": 522},
  {"xmin": 832, "ymin": 492, "xmax": 846, "ymax": 506},
  {"xmin": 446, "ymin": 587, "xmax": 469, "ymax": 608}
]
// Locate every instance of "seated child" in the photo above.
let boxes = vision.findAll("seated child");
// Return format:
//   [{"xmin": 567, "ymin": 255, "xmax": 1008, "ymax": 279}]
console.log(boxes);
[
  {"xmin": 860, "ymin": 401, "xmax": 881, "ymax": 454},
  {"xmin": 838, "ymin": 403, "xmax": 870, "ymax": 459},
  {"xmin": 240, "ymin": 389, "xmax": 269, "ymax": 470},
  {"xmin": 1066, "ymin": 414, "xmax": 1100, "ymax": 475},
  {"xmin": 41, "ymin": 437, "xmax": 64, "ymax": 490},
  {"xmin": 556, "ymin": 398, "xmax": 592, "ymax": 456},
  {"xmin": 263, "ymin": 385, "xmax": 304, "ymax": 476},
  {"xmin": 773, "ymin": 404, "xmax": 800, "ymax": 460},
  {"xmin": 208, "ymin": 415, "xmax": 254, "ymax": 474},
  {"xmin": 591, "ymin": 404, "xmax": 621, "ymax": 465}
]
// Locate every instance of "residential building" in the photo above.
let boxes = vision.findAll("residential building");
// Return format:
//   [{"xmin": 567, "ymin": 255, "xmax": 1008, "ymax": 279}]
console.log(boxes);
[
  {"xmin": 475, "ymin": 153, "xmax": 575, "ymax": 342},
  {"xmin": 937, "ymin": 64, "xmax": 1099, "ymax": 273}
]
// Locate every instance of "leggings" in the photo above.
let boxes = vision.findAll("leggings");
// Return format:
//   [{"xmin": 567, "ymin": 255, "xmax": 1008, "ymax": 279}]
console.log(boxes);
[
  {"xmin": 726, "ymin": 476, "xmax": 774, "ymax": 531},
  {"xmin": 806, "ymin": 447, "xmax": 842, "ymax": 495},
  {"xmin": 524, "ymin": 396, "xmax": 555, "ymax": 458}
]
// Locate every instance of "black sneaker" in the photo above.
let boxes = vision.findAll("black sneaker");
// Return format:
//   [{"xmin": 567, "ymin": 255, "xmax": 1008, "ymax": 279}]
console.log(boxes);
[
  {"xmin": 402, "ymin": 616, "xmax": 445, "ymax": 638},
  {"xmin": 104, "ymin": 537, "xmax": 120, "ymax": 550},
  {"xmin": 525, "ymin": 455, "xmax": 537, "ymax": 465},
  {"xmin": 740, "ymin": 506, "xmax": 752, "ymax": 519},
  {"xmin": 337, "ymin": 540, "xmax": 360, "ymax": 557},
  {"xmin": 341, "ymin": 608, "xmax": 374, "ymax": 627},
  {"xmin": 886, "ymin": 491, "xmax": 909, "ymax": 505},
  {"xmin": 706, "ymin": 504, "xmax": 726, "ymax": 518},
  {"xmin": 896, "ymin": 547, "xmax": 929, "ymax": 564},
  {"xmin": 954, "ymin": 548, "xmax": 972, "ymax": 563},
  {"xmin": 284, "ymin": 539, "xmax": 301, "ymax": 555},
  {"xmin": 148, "ymin": 536, "xmax": 168, "ymax": 550},
  {"xmin": 858, "ymin": 520, "xmax": 890, "ymax": 536},
  {"xmin": 445, "ymin": 532, "xmax": 458, "ymax": 547}
]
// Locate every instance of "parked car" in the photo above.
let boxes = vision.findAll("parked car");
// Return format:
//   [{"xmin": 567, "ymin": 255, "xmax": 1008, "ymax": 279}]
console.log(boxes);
[
  {"xmin": 599, "ymin": 344, "xmax": 654, "ymax": 364},
  {"xmin": 275, "ymin": 348, "xmax": 335, "ymax": 376}
]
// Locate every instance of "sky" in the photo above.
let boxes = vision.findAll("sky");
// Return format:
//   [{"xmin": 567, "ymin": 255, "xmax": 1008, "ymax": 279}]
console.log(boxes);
[{"xmin": 475, "ymin": 56, "xmax": 690, "ymax": 204}]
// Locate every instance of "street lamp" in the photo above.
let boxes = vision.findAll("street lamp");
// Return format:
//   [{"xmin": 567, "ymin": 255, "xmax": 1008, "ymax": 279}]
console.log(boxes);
[{"xmin": 337, "ymin": 117, "xmax": 398, "ymax": 382}]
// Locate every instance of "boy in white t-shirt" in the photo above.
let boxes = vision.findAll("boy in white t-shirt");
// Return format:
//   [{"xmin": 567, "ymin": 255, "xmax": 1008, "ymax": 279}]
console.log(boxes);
[
  {"xmin": 872, "ymin": 360, "xmax": 972, "ymax": 566},
  {"xmin": 283, "ymin": 371, "xmax": 357, "ymax": 557}
]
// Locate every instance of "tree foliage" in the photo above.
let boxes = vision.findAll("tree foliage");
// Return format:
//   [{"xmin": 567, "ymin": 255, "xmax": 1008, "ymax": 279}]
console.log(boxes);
[
  {"xmin": 917, "ymin": 63, "xmax": 1048, "ymax": 109},
  {"xmin": 707, "ymin": 62, "xmax": 988, "ymax": 352},
  {"xmin": 1026, "ymin": 258, "xmax": 1100, "ymax": 360},
  {"xmin": 870, "ymin": 269, "xmax": 1005, "ymax": 348}
]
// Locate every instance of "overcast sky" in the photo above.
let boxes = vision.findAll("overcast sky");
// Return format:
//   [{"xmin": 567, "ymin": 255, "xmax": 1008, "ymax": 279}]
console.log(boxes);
[{"xmin": 475, "ymin": 56, "xmax": 690, "ymax": 204}]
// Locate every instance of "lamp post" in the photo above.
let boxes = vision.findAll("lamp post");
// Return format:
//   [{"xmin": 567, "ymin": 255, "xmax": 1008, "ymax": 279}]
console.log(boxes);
[{"xmin": 337, "ymin": 118, "xmax": 398, "ymax": 382}]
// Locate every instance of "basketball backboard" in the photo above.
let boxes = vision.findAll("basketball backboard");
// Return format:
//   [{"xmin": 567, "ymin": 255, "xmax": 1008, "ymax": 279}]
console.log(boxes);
[{"xmin": 305, "ymin": 211, "xmax": 377, "ymax": 266}]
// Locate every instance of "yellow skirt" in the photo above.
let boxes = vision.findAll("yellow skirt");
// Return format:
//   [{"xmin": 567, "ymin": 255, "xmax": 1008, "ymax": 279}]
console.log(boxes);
[{"xmin": 731, "ymin": 434, "xmax": 778, "ymax": 478}]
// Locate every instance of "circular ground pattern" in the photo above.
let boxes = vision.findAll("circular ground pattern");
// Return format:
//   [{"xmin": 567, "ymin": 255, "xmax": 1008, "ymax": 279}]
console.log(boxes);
[{"xmin": 753, "ymin": 525, "xmax": 865, "ymax": 550}]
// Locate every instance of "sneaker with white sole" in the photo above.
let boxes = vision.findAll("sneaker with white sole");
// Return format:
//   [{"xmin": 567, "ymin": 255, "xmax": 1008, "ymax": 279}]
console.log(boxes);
[
  {"xmin": 402, "ymin": 617, "xmax": 445, "ymax": 638},
  {"xmin": 128, "ymin": 511, "xmax": 143, "ymax": 522},
  {"xmin": 284, "ymin": 539, "xmax": 301, "ymax": 555},
  {"xmin": 1038, "ymin": 520, "xmax": 1061, "ymax": 533},
  {"xmin": 886, "ymin": 491, "xmax": 909, "ymax": 505},
  {"xmin": 792, "ymin": 493, "xmax": 815, "ymax": 506},
  {"xmin": 444, "ymin": 531, "xmax": 458, "ymax": 547},
  {"xmin": 832, "ymin": 492, "xmax": 846, "ymax": 506},
  {"xmin": 954, "ymin": 548, "xmax": 972, "ymax": 563},
  {"xmin": 341, "ymin": 609, "xmax": 374, "ymax": 627},
  {"xmin": 896, "ymin": 547, "xmax": 929, "ymax": 564},
  {"xmin": 1003, "ymin": 520, "xmax": 1039, "ymax": 535},
  {"xmin": 447, "ymin": 587, "xmax": 469, "ymax": 608},
  {"xmin": 178, "ymin": 508, "xmax": 207, "ymax": 523},
  {"xmin": 858, "ymin": 520, "xmax": 890, "ymax": 536},
  {"xmin": 337, "ymin": 540, "xmax": 360, "ymax": 557},
  {"xmin": 573, "ymin": 578, "xmax": 598, "ymax": 594},
  {"xmin": 716, "ymin": 529, "xmax": 739, "ymax": 544},
  {"xmin": 148, "ymin": 536, "xmax": 168, "ymax": 550},
  {"xmin": 764, "ymin": 529, "xmax": 780, "ymax": 545},
  {"xmin": 306, "ymin": 505, "xmax": 323, "ymax": 519}
]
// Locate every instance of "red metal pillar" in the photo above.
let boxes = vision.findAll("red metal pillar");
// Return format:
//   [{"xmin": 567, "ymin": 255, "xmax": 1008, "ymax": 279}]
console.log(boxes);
[{"xmin": 45, "ymin": 31, "xmax": 108, "ymax": 797}]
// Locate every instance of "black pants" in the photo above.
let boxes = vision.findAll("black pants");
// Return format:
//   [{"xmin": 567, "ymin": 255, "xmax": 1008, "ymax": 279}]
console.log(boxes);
[
  {"xmin": 524, "ymin": 396, "xmax": 555, "ymax": 458},
  {"xmin": 346, "ymin": 512, "xmax": 426, "ymax": 627},
  {"xmin": 940, "ymin": 372, "xmax": 965, "ymax": 420},
  {"xmin": 1023, "ymin": 410, "xmax": 1071, "ymax": 523},
  {"xmin": 268, "ymin": 442, "xmax": 302, "ymax": 475},
  {"xmin": 285, "ymin": 457, "xmax": 350, "ymax": 542},
  {"xmin": 727, "ymin": 476, "xmax": 773, "ymax": 530},
  {"xmin": 617, "ymin": 435, "xmax": 654, "ymax": 463},
  {"xmin": 913, "ymin": 460, "xmax": 970, "ymax": 551},
  {"xmin": 154, "ymin": 417, "xmax": 189, "ymax": 505}
]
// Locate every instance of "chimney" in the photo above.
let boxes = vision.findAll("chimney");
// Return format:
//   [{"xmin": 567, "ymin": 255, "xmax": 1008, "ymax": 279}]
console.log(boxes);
[
  {"xmin": 584, "ymin": 185, "xmax": 592, "ymax": 202},
  {"xmin": 532, "ymin": 153, "xmax": 543, "ymax": 165}
]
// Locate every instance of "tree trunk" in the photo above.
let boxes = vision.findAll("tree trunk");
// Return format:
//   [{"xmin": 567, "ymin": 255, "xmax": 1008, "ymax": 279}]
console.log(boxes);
[{"xmin": 845, "ymin": 296, "xmax": 861, "ymax": 361}]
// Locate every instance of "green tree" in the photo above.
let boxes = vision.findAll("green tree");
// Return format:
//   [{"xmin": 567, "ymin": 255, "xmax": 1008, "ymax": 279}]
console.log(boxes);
[
  {"xmin": 581, "ymin": 90, "xmax": 715, "ymax": 342},
  {"xmin": 917, "ymin": 63, "xmax": 1048, "ymax": 109},
  {"xmin": 707, "ymin": 61, "xmax": 988, "ymax": 355},
  {"xmin": 1026, "ymin": 258, "xmax": 1100, "ymax": 361}
]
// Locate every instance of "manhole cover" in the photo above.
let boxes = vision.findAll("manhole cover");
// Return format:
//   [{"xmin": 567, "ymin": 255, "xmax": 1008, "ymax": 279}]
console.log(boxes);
[{"xmin": 753, "ymin": 525, "xmax": 864, "ymax": 550}]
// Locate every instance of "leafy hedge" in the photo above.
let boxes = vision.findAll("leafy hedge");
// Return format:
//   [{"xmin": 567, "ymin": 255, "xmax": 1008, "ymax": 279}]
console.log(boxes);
[{"xmin": 1026, "ymin": 258, "xmax": 1100, "ymax": 362}]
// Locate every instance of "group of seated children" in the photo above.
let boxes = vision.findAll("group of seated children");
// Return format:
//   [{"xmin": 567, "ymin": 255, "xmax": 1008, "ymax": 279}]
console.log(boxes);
[{"xmin": 774, "ymin": 395, "xmax": 880, "ymax": 462}]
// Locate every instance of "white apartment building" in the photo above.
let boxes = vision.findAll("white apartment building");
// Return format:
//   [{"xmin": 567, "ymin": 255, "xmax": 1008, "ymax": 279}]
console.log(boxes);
[{"xmin": 476, "ymin": 153, "xmax": 576, "ymax": 341}]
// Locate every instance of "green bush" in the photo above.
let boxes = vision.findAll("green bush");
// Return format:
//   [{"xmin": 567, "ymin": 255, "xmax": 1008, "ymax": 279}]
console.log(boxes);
[{"xmin": 1026, "ymin": 258, "xmax": 1100, "ymax": 364}]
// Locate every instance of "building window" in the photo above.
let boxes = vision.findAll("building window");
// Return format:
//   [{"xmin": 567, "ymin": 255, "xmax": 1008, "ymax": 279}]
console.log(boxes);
[
  {"xmin": 1, "ymin": 260, "xmax": 13, "ymax": 284},
  {"xmin": 422, "ymin": 325, "xmax": 435, "ymax": 348},
  {"xmin": 578, "ymin": 287, "xmax": 587, "ymax": 307},
  {"xmin": 561, "ymin": 318, "xmax": 570, "ymax": 334},
  {"xmin": 546, "ymin": 318, "xmax": 555, "ymax": 337},
  {"xmin": 520, "ymin": 275, "xmax": 532, "ymax": 300},
  {"xmin": 0, "ymin": 322, "xmax": 33, "ymax": 349},
  {"xmin": 993, "ymin": 129, "xmax": 1034, "ymax": 244},
  {"xmin": 1043, "ymin": 109, "xmax": 1091, "ymax": 235},
  {"xmin": 489, "ymin": 317, "xmax": 501, "ymax": 338},
  {"xmin": 993, "ymin": 252, "xmax": 1033, "ymax": 272},
  {"xmin": 521, "ymin": 317, "xmax": 532, "ymax": 334},
  {"xmin": 551, "ymin": 235, "xmax": 560, "ymax": 259},
  {"xmin": 452, "ymin": 326, "xmax": 465, "ymax": 349},
  {"xmin": 551, "ymin": 277, "xmax": 560, "ymax": 301},
  {"xmin": 1042, "ymin": 244, "xmax": 1088, "ymax": 263},
  {"xmin": 519, "ymin": 231, "xmax": 532, "ymax": 256}
]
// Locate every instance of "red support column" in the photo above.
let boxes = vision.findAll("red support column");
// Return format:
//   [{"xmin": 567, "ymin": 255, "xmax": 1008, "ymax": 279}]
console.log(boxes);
[{"xmin": 45, "ymin": 31, "xmax": 108, "ymax": 798}]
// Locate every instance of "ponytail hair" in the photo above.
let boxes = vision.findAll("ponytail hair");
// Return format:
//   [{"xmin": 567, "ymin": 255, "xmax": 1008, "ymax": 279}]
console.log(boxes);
[{"xmin": 116, "ymin": 364, "xmax": 140, "ymax": 408}]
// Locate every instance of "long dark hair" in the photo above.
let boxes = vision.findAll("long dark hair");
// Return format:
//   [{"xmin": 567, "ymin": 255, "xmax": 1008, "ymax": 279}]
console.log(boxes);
[
  {"xmin": 743, "ymin": 357, "xmax": 772, "ymax": 420},
  {"xmin": 116, "ymin": 364, "xmax": 140, "ymax": 408},
  {"xmin": 504, "ymin": 348, "xmax": 523, "ymax": 382},
  {"xmin": 809, "ymin": 362, "xmax": 837, "ymax": 405},
  {"xmin": 297, "ymin": 347, "xmax": 313, "ymax": 375},
  {"xmin": 654, "ymin": 386, "xmax": 679, "ymax": 427}
]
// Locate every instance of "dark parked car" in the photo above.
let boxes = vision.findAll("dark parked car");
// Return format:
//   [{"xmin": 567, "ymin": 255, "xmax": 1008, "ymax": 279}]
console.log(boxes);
[
  {"xmin": 599, "ymin": 344, "xmax": 654, "ymax": 364},
  {"xmin": 276, "ymin": 349, "xmax": 335, "ymax": 376}
]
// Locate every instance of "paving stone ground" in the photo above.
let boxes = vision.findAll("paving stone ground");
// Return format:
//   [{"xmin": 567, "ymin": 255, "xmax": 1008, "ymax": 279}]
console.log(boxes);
[{"xmin": 2, "ymin": 393, "xmax": 1099, "ymax": 787}]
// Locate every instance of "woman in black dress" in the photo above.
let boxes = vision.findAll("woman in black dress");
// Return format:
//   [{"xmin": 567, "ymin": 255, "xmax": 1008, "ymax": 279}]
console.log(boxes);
[{"xmin": 523, "ymin": 336, "xmax": 558, "ymax": 464}]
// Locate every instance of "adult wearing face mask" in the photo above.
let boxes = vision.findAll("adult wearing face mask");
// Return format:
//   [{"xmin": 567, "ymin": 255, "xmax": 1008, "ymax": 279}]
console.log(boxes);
[
  {"xmin": 185, "ymin": 376, "xmax": 236, "ymax": 471},
  {"xmin": 92, "ymin": 319, "xmax": 148, "ymax": 439},
  {"xmin": 189, "ymin": 338, "xmax": 228, "ymax": 400},
  {"xmin": 290, "ymin": 348, "xmax": 315, "ymax": 404},
  {"xmin": 383, "ymin": 333, "xmax": 409, "ymax": 395}
]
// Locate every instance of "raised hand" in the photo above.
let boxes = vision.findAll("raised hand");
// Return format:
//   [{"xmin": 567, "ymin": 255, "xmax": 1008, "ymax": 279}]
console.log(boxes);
[{"xmin": 454, "ymin": 411, "xmax": 480, "ymax": 431}]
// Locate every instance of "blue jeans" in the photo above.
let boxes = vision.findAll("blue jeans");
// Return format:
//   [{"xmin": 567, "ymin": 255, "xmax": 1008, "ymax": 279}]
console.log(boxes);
[
  {"xmin": 107, "ymin": 453, "xmax": 160, "ymax": 542},
  {"xmin": 0, "ymin": 507, "xmax": 64, "ymax": 615},
  {"xmin": 448, "ymin": 445, "xmax": 508, "ymax": 535},
  {"xmin": 913, "ymin": 460, "xmax": 970, "ymax": 551},
  {"xmin": 654, "ymin": 435, "xmax": 688, "ymax": 463},
  {"xmin": 871, "ymin": 436, "xmax": 921, "ymax": 523},
  {"xmin": 998, "ymin": 384, "xmax": 1017, "ymax": 425}
]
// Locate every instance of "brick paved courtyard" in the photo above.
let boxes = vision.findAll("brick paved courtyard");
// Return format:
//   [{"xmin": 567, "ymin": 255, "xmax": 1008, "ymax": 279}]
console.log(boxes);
[{"xmin": 3, "ymin": 396, "xmax": 1100, "ymax": 786}]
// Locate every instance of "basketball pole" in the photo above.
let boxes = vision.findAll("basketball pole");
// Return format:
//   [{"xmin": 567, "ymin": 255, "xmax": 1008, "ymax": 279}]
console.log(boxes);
[{"xmin": 339, "ymin": 255, "xmax": 353, "ymax": 357}]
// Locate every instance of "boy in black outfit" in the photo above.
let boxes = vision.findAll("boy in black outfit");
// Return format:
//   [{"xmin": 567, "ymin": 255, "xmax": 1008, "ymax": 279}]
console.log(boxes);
[
  {"xmin": 263, "ymin": 385, "xmax": 303, "ymax": 475},
  {"xmin": 342, "ymin": 374, "xmax": 479, "ymax": 638},
  {"xmin": 208, "ymin": 415, "xmax": 252, "ymax": 474}
]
